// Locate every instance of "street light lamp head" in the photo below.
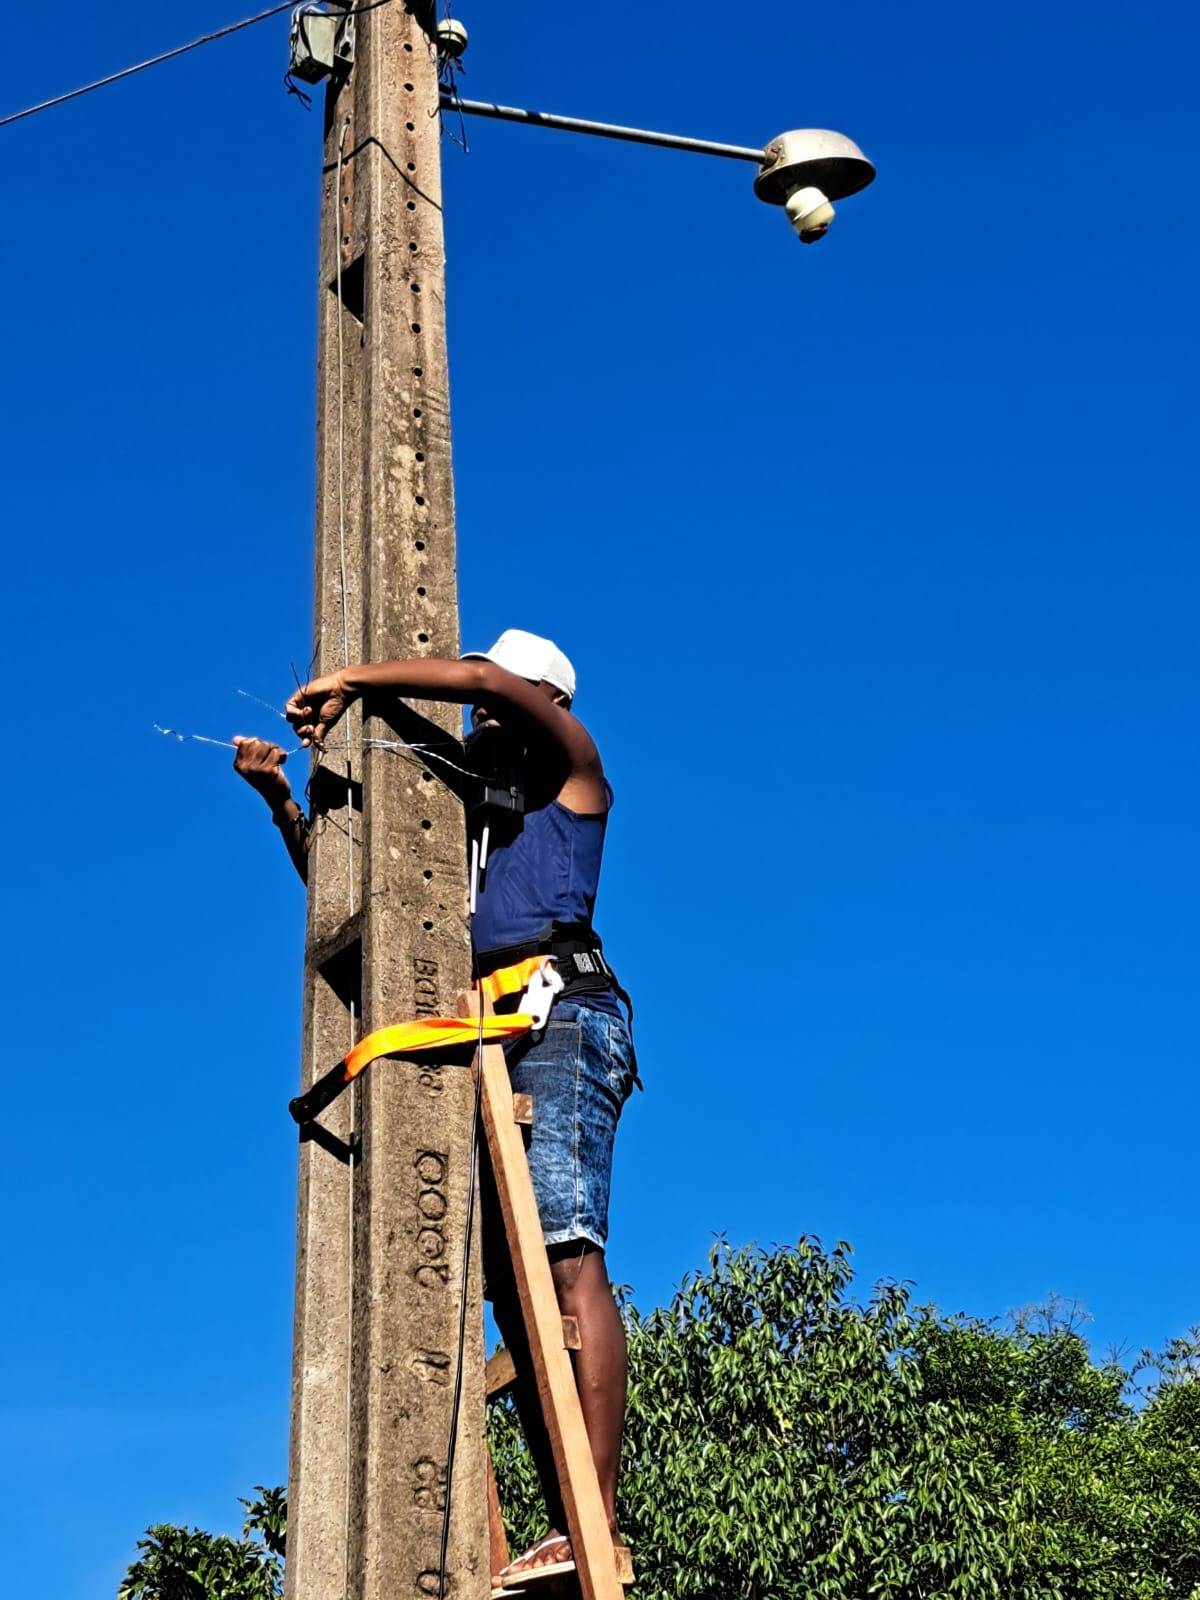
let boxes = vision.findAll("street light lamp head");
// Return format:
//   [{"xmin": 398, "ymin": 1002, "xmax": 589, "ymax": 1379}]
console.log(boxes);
[{"xmin": 754, "ymin": 129, "xmax": 875, "ymax": 243}]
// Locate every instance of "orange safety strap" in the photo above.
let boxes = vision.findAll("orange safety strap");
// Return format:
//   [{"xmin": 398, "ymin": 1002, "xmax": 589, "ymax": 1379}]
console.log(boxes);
[
  {"xmin": 342, "ymin": 1013, "xmax": 532, "ymax": 1082},
  {"xmin": 340, "ymin": 955, "xmax": 549, "ymax": 1085},
  {"xmin": 478, "ymin": 953, "xmax": 547, "ymax": 1007}
]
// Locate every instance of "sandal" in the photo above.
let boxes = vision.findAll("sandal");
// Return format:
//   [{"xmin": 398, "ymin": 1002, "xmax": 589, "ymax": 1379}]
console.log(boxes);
[{"xmin": 499, "ymin": 1533, "xmax": 575, "ymax": 1587}]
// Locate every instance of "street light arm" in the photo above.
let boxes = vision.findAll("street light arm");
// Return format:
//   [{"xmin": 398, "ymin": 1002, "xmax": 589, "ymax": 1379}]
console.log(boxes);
[{"xmin": 440, "ymin": 94, "xmax": 765, "ymax": 164}]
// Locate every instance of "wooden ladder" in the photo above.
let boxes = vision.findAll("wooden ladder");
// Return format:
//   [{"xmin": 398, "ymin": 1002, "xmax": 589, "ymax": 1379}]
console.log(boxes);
[{"xmin": 463, "ymin": 993, "xmax": 633, "ymax": 1600}]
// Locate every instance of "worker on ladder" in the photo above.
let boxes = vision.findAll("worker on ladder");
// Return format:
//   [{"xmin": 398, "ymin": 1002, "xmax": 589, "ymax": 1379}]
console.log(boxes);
[{"xmin": 233, "ymin": 628, "xmax": 635, "ymax": 1588}]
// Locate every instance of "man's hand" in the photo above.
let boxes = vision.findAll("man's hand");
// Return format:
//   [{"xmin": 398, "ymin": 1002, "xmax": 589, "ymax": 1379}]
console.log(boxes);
[
  {"xmin": 285, "ymin": 672, "xmax": 355, "ymax": 746},
  {"xmin": 233, "ymin": 737, "xmax": 292, "ymax": 807}
]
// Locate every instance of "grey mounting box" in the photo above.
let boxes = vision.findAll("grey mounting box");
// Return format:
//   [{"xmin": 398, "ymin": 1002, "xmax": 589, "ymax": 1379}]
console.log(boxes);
[{"xmin": 289, "ymin": 4, "xmax": 355, "ymax": 84}]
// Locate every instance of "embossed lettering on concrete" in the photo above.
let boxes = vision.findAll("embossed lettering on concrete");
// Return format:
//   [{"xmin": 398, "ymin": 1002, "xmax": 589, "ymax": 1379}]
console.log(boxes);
[
  {"xmin": 412, "ymin": 1456, "xmax": 447, "ymax": 1512},
  {"xmin": 411, "ymin": 1349, "xmax": 451, "ymax": 1385},
  {"xmin": 412, "ymin": 959, "xmax": 445, "ymax": 1096},
  {"xmin": 414, "ymin": 1150, "xmax": 450, "ymax": 1287},
  {"xmin": 413, "ymin": 956, "xmax": 440, "ymax": 1015}
]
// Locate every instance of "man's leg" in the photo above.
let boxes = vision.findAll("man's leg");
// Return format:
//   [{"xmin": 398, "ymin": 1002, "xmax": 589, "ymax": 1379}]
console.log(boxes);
[
  {"xmin": 548, "ymin": 1242, "xmax": 626, "ymax": 1535},
  {"xmin": 488, "ymin": 1246, "xmax": 626, "ymax": 1579},
  {"xmin": 486, "ymin": 1001, "xmax": 633, "ymax": 1578},
  {"xmin": 486, "ymin": 1245, "xmax": 566, "ymax": 1534}
]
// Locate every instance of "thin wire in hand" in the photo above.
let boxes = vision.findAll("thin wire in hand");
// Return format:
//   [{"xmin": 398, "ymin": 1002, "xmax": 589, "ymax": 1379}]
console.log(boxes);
[
  {"xmin": 154, "ymin": 724, "xmax": 243, "ymax": 751},
  {"xmin": 370, "ymin": 738, "xmax": 482, "ymax": 783},
  {"xmin": 236, "ymin": 688, "xmax": 289, "ymax": 720},
  {"xmin": 156, "ymin": 722, "xmax": 478, "ymax": 770}
]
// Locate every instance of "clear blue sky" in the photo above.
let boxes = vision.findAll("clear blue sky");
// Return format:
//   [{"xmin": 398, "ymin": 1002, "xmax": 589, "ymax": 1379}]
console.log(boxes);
[{"xmin": 3, "ymin": 2, "xmax": 1198, "ymax": 1593}]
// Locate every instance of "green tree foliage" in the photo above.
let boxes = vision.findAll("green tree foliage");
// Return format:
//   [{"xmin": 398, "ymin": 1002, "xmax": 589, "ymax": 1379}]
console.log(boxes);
[
  {"xmin": 489, "ymin": 1239, "xmax": 1200, "ymax": 1599},
  {"xmin": 122, "ymin": 1242, "xmax": 1200, "ymax": 1599},
  {"xmin": 119, "ymin": 1488, "xmax": 284, "ymax": 1600}
]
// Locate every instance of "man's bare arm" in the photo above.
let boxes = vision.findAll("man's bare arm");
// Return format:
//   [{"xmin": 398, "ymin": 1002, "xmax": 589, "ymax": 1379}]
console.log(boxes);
[
  {"xmin": 232, "ymin": 737, "xmax": 310, "ymax": 884},
  {"xmin": 286, "ymin": 658, "xmax": 601, "ymax": 778}
]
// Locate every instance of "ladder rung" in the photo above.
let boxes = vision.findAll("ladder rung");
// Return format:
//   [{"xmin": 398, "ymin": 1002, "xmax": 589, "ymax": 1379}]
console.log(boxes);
[
  {"xmin": 485, "ymin": 1346, "xmax": 516, "ymax": 1400},
  {"xmin": 486, "ymin": 1316, "xmax": 582, "ymax": 1399}
]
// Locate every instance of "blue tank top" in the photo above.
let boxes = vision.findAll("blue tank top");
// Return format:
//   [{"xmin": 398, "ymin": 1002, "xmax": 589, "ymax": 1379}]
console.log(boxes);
[{"xmin": 471, "ymin": 793, "xmax": 620, "ymax": 1017}]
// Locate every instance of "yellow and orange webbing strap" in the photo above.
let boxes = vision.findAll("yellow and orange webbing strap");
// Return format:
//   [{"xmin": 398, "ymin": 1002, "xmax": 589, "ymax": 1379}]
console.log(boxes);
[
  {"xmin": 477, "ymin": 953, "xmax": 547, "ymax": 1008},
  {"xmin": 288, "ymin": 956, "xmax": 545, "ymax": 1124},
  {"xmin": 342, "ymin": 1012, "xmax": 532, "ymax": 1079}
]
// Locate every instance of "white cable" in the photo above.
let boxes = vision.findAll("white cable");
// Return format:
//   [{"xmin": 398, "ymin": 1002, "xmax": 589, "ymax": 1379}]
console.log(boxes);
[
  {"xmin": 332, "ymin": 110, "xmax": 358, "ymax": 1600},
  {"xmin": 155, "ymin": 723, "xmax": 485, "ymax": 783}
]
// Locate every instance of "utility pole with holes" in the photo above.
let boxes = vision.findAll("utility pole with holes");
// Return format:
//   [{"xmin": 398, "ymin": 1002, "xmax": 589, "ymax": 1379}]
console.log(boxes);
[
  {"xmin": 283, "ymin": 1, "xmax": 876, "ymax": 1591},
  {"xmin": 285, "ymin": 4, "xmax": 487, "ymax": 1599}
]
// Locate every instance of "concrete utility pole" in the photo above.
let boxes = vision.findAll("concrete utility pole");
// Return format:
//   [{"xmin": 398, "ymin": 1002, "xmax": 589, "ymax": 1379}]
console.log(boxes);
[
  {"xmin": 285, "ymin": 4, "xmax": 487, "ymax": 1598},
  {"xmin": 279, "ymin": 2, "xmax": 876, "ymax": 1588}
]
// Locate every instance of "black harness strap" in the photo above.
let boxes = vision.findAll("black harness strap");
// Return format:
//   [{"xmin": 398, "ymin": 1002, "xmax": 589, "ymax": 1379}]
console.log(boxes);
[{"xmin": 474, "ymin": 920, "xmax": 641, "ymax": 1085}]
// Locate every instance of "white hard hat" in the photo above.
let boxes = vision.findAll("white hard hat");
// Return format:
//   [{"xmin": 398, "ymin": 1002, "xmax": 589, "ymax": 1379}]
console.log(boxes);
[{"xmin": 461, "ymin": 629, "xmax": 576, "ymax": 700}]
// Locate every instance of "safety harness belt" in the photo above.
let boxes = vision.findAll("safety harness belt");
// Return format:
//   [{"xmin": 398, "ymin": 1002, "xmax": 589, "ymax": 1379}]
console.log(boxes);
[{"xmin": 288, "ymin": 955, "xmax": 557, "ymax": 1125}]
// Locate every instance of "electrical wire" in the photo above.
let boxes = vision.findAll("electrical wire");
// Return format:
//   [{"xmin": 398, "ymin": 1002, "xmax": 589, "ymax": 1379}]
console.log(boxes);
[
  {"xmin": 155, "ymin": 721, "xmax": 485, "ymax": 782},
  {"xmin": 328, "ymin": 108, "xmax": 360, "ymax": 1600},
  {"xmin": 437, "ymin": 971, "xmax": 487, "ymax": 1597},
  {"xmin": 0, "ymin": 1, "xmax": 297, "ymax": 131},
  {"xmin": 0, "ymin": 0, "xmax": 399, "ymax": 131}
]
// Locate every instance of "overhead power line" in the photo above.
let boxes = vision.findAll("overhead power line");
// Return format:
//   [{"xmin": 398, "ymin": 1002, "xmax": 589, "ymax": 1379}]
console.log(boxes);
[{"xmin": 0, "ymin": 0, "xmax": 298, "ymax": 131}]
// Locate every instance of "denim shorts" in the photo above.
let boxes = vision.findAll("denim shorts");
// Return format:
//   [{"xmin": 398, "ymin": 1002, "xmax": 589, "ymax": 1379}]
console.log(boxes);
[{"xmin": 504, "ymin": 999, "xmax": 637, "ymax": 1251}]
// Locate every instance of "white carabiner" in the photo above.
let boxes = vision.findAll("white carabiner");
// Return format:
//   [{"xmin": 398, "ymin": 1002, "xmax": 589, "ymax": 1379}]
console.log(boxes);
[{"xmin": 522, "ymin": 957, "xmax": 565, "ymax": 1032}]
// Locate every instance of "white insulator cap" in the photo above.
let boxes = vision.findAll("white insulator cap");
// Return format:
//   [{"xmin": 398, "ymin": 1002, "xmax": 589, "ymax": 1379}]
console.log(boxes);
[
  {"xmin": 784, "ymin": 185, "xmax": 836, "ymax": 243},
  {"xmin": 435, "ymin": 18, "xmax": 469, "ymax": 58}
]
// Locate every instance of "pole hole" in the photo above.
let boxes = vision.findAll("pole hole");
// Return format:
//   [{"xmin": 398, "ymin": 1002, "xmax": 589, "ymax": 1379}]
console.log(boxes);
[
  {"xmin": 415, "ymin": 539, "xmax": 426, "ymax": 551},
  {"xmin": 406, "ymin": 201, "xmax": 416, "ymax": 211},
  {"xmin": 413, "ymin": 406, "xmax": 423, "ymax": 416},
  {"xmin": 329, "ymin": 252, "xmax": 365, "ymax": 323},
  {"xmin": 405, "ymin": 121, "xmax": 415, "ymax": 132},
  {"xmin": 421, "ymin": 819, "xmax": 432, "ymax": 830},
  {"xmin": 417, "ymin": 585, "xmax": 427, "ymax": 596},
  {"xmin": 415, "ymin": 494, "xmax": 426, "ymax": 506},
  {"xmin": 415, "ymin": 450, "xmax": 425, "ymax": 461},
  {"xmin": 423, "ymin": 869, "xmax": 433, "ymax": 881},
  {"xmin": 413, "ymin": 366, "xmax": 423, "ymax": 377},
  {"xmin": 422, "ymin": 920, "xmax": 434, "ymax": 931},
  {"xmin": 418, "ymin": 632, "xmax": 429, "ymax": 643}
]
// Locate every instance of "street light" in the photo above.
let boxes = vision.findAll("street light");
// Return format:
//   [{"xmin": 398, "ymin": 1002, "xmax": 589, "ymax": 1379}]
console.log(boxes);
[
  {"xmin": 438, "ymin": 94, "xmax": 877, "ymax": 247},
  {"xmin": 291, "ymin": 7, "xmax": 877, "ymax": 244},
  {"xmin": 430, "ymin": 15, "xmax": 875, "ymax": 243},
  {"xmin": 753, "ymin": 128, "xmax": 876, "ymax": 243}
]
